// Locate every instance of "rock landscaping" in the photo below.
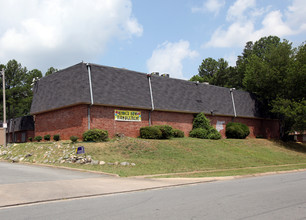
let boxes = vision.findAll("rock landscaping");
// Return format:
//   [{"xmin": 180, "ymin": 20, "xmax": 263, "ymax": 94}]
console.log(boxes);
[{"xmin": 0, "ymin": 143, "xmax": 136, "ymax": 167}]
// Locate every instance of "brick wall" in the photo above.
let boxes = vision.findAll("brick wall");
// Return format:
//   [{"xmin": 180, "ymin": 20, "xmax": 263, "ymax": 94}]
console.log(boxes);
[
  {"xmin": 90, "ymin": 106, "xmax": 150, "ymax": 138},
  {"xmin": 34, "ymin": 105, "xmax": 88, "ymax": 140},
  {"xmin": 151, "ymin": 111, "xmax": 194, "ymax": 137},
  {"xmin": 34, "ymin": 104, "xmax": 279, "ymax": 140},
  {"xmin": 207, "ymin": 115, "xmax": 279, "ymax": 138}
]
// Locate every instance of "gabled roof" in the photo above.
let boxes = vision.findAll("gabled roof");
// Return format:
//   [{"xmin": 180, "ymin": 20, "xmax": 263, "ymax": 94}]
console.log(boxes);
[{"xmin": 30, "ymin": 62, "xmax": 262, "ymax": 118}]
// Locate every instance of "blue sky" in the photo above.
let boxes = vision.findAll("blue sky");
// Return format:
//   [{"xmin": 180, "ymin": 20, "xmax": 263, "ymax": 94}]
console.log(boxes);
[{"xmin": 0, "ymin": 0, "xmax": 305, "ymax": 79}]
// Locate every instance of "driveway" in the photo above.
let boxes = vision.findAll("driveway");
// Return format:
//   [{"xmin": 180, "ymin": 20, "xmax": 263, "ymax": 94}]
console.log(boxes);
[{"xmin": 0, "ymin": 162, "xmax": 214, "ymax": 207}]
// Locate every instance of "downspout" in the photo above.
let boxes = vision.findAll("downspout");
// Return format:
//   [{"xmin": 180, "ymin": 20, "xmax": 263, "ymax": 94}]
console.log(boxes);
[
  {"xmin": 147, "ymin": 74, "xmax": 154, "ymax": 126},
  {"xmin": 230, "ymin": 88, "xmax": 237, "ymax": 118},
  {"xmin": 87, "ymin": 63, "xmax": 94, "ymax": 130}
]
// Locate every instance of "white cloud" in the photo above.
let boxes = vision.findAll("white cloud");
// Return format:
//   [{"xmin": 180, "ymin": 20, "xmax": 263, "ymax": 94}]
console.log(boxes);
[
  {"xmin": 0, "ymin": 0, "xmax": 142, "ymax": 72},
  {"xmin": 205, "ymin": 0, "xmax": 305, "ymax": 48},
  {"xmin": 204, "ymin": 22, "xmax": 255, "ymax": 48},
  {"xmin": 146, "ymin": 40, "xmax": 198, "ymax": 79},
  {"xmin": 226, "ymin": 0, "xmax": 256, "ymax": 21},
  {"xmin": 192, "ymin": 0, "xmax": 225, "ymax": 15},
  {"xmin": 286, "ymin": 0, "xmax": 306, "ymax": 33}
]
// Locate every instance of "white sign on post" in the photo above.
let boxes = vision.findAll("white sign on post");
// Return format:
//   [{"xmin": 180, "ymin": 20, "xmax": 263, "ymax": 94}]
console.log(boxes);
[{"xmin": 3, "ymin": 123, "xmax": 7, "ymax": 128}]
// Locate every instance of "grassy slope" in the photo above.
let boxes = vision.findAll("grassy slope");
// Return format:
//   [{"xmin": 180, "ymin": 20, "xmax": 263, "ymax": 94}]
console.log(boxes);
[{"xmin": 1, "ymin": 138, "xmax": 305, "ymax": 177}]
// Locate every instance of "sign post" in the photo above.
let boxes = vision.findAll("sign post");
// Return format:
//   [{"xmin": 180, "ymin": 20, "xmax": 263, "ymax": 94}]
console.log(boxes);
[{"xmin": 1, "ymin": 69, "xmax": 6, "ymax": 147}]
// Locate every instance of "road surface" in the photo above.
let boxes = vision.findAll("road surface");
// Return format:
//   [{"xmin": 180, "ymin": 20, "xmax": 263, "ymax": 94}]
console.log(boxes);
[{"xmin": 0, "ymin": 164, "xmax": 305, "ymax": 220}]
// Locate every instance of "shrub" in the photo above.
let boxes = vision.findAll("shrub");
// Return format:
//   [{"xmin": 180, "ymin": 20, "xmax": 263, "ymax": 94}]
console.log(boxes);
[
  {"xmin": 53, "ymin": 134, "xmax": 60, "ymax": 141},
  {"xmin": 28, "ymin": 137, "xmax": 33, "ymax": 142},
  {"xmin": 140, "ymin": 126, "xmax": 162, "ymax": 139},
  {"xmin": 193, "ymin": 112, "xmax": 211, "ymax": 130},
  {"xmin": 83, "ymin": 129, "xmax": 108, "ymax": 142},
  {"xmin": 189, "ymin": 128, "xmax": 209, "ymax": 139},
  {"xmin": 44, "ymin": 134, "xmax": 51, "ymax": 141},
  {"xmin": 154, "ymin": 125, "xmax": 174, "ymax": 139},
  {"xmin": 207, "ymin": 128, "xmax": 222, "ymax": 140},
  {"xmin": 190, "ymin": 113, "xmax": 221, "ymax": 140},
  {"xmin": 173, "ymin": 129, "xmax": 184, "ymax": 138},
  {"xmin": 226, "ymin": 122, "xmax": 250, "ymax": 139},
  {"xmin": 70, "ymin": 136, "xmax": 78, "ymax": 143},
  {"xmin": 34, "ymin": 136, "xmax": 42, "ymax": 142}
]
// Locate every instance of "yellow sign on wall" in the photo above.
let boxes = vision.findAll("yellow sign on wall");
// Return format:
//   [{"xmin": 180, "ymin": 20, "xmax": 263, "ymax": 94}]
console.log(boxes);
[{"xmin": 114, "ymin": 110, "xmax": 141, "ymax": 121}]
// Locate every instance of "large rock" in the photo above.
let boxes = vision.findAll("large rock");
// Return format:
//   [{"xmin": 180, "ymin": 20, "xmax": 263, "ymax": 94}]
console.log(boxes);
[
  {"xmin": 25, "ymin": 153, "xmax": 32, "ymax": 158},
  {"xmin": 120, "ymin": 162, "xmax": 130, "ymax": 166},
  {"xmin": 86, "ymin": 155, "xmax": 92, "ymax": 162},
  {"xmin": 11, "ymin": 156, "xmax": 19, "ymax": 163},
  {"xmin": 91, "ymin": 160, "xmax": 99, "ymax": 165}
]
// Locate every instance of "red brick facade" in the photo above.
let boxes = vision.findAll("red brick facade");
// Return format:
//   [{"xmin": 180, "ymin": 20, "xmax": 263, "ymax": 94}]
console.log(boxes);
[
  {"xmin": 34, "ymin": 104, "xmax": 279, "ymax": 140},
  {"xmin": 7, "ymin": 130, "xmax": 34, "ymax": 143},
  {"xmin": 35, "ymin": 105, "xmax": 88, "ymax": 140},
  {"xmin": 207, "ymin": 115, "xmax": 279, "ymax": 139}
]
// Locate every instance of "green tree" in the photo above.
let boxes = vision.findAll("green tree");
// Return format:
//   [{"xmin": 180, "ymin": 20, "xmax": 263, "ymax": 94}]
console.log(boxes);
[
  {"xmin": 45, "ymin": 67, "xmax": 58, "ymax": 76},
  {"xmin": 0, "ymin": 60, "xmax": 42, "ymax": 119},
  {"xmin": 210, "ymin": 58, "xmax": 229, "ymax": 87},
  {"xmin": 191, "ymin": 58, "xmax": 233, "ymax": 87},
  {"xmin": 242, "ymin": 36, "xmax": 305, "ymax": 139},
  {"xmin": 198, "ymin": 57, "xmax": 219, "ymax": 82},
  {"xmin": 271, "ymin": 99, "xmax": 306, "ymax": 138},
  {"xmin": 243, "ymin": 36, "xmax": 293, "ymax": 113}
]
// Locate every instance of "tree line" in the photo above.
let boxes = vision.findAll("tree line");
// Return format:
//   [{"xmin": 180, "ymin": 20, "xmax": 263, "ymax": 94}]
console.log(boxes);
[
  {"xmin": 190, "ymin": 36, "xmax": 306, "ymax": 139},
  {"xmin": 0, "ymin": 60, "xmax": 58, "ymax": 120}
]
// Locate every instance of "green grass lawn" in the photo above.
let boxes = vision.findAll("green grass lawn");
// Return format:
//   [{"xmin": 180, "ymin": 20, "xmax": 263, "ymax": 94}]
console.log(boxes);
[{"xmin": 1, "ymin": 137, "xmax": 305, "ymax": 177}]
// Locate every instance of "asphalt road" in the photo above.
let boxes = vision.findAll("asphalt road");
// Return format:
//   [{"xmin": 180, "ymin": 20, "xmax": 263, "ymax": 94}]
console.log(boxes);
[{"xmin": 1, "ymin": 170, "xmax": 306, "ymax": 219}]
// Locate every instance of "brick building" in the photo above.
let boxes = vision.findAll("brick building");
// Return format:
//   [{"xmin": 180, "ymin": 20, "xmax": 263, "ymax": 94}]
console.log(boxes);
[
  {"xmin": 30, "ymin": 62, "xmax": 279, "ymax": 140},
  {"xmin": 6, "ymin": 116, "xmax": 35, "ymax": 143}
]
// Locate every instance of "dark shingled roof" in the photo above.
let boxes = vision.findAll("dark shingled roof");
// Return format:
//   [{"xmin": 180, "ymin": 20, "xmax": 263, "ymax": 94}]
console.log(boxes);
[
  {"xmin": 31, "ymin": 63, "xmax": 90, "ymax": 114},
  {"xmin": 7, "ymin": 116, "xmax": 34, "ymax": 132},
  {"xmin": 30, "ymin": 62, "xmax": 262, "ymax": 118}
]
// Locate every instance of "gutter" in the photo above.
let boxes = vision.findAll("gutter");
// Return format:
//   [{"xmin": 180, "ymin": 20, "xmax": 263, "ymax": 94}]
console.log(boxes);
[
  {"xmin": 87, "ymin": 63, "xmax": 94, "ymax": 129},
  {"xmin": 230, "ymin": 88, "xmax": 237, "ymax": 118},
  {"xmin": 147, "ymin": 74, "xmax": 155, "ymax": 126}
]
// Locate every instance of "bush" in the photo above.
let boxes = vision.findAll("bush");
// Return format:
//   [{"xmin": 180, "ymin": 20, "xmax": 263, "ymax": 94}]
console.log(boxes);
[
  {"xmin": 226, "ymin": 122, "xmax": 250, "ymax": 139},
  {"xmin": 53, "ymin": 134, "xmax": 60, "ymax": 141},
  {"xmin": 28, "ymin": 137, "xmax": 32, "ymax": 142},
  {"xmin": 207, "ymin": 128, "xmax": 222, "ymax": 140},
  {"xmin": 44, "ymin": 134, "xmax": 51, "ymax": 141},
  {"xmin": 140, "ymin": 126, "xmax": 162, "ymax": 139},
  {"xmin": 70, "ymin": 136, "xmax": 78, "ymax": 143},
  {"xmin": 173, "ymin": 129, "xmax": 184, "ymax": 138},
  {"xmin": 83, "ymin": 129, "xmax": 108, "ymax": 142},
  {"xmin": 189, "ymin": 128, "xmax": 209, "ymax": 139},
  {"xmin": 154, "ymin": 125, "xmax": 174, "ymax": 139},
  {"xmin": 190, "ymin": 113, "xmax": 221, "ymax": 140},
  {"xmin": 193, "ymin": 112, "xmax": 211, "ymax": 130},
  {"xmin": 34, "ymin": 136, "xmax": 42, "ymax": 142}
]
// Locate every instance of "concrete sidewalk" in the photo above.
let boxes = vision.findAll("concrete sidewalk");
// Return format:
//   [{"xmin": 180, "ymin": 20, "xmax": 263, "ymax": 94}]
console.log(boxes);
[{"xmin": 0, "ymin": 175, "xmax": 220, "ymax": 207}]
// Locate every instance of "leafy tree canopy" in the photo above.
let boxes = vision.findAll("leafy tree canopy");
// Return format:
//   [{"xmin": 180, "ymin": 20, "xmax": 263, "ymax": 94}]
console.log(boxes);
[
  {"xmin": 0, "ymin": 60, "xmax": 42, "ymax": 119},
  {"xmin": 45, "ymin": 67, "xmax": 58, "ymax": 76}
]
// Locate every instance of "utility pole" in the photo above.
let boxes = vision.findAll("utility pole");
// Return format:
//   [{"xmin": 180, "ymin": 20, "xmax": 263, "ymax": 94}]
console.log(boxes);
[{"xmin": 1, "ymin": 69, "xmax": 6, "ymax": 147}]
